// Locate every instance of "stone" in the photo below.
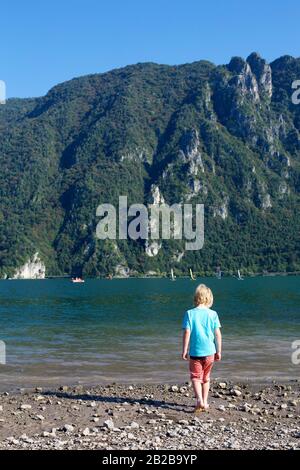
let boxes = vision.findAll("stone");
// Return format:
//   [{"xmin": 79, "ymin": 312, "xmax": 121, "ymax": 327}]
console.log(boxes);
[
  {"xmin": 148, "ymin": 419, "xmax": 156, "ymax": 424},
  {"xmin": 166, "ymin": 430, "xmax": 177, "ymax": 437},
  {"xmin": 20, "ymin": 404, "xmax": 32, "ymax": 410},
  {"xmin": 63, "ymin": 424, "xmax": 74, "ymax": 432},
  {"xmin": 35, "ymin": 395, "xmax": 45, "ymax": 401},
  {"xmin": 241, "ymin": 404, "xmax": 251, "ymax": 412},
  {"xmin": 178, "ymin": 419, "xmax": 189, "ymax": 425},
  {"xmin": 87, "ymin": 401, "xmax": 97, "ymax": 407},
  {"xmin": 104, "ymin": 419, "xmax": 115, "ymax": 430},
  {"xmin": 82, "ymin": 427, "xmax": 90, "ymax": 436},
  {"xmin": 289, "ymin": 400, "xmax": 297, "ymax": 407},
  {"xmin": 130, "ymin": 421, "xmax": 139, "ymax": 429},
  {"xmin": 170, "ymin": 385, "xmax": 179, "ymax": 392},
  {"xmin": 218, "ymin": 382, "xmax": 227, "ymax": 389}
]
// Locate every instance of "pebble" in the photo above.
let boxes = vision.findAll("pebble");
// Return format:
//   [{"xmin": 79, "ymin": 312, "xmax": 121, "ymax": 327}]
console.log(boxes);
[
  {"xmin": 20, "ymin": 404, "xmax": 32, "ymax": 410},
  {"xmin": 218, "ymin": 382, "xmax": 227, "ymax": 389},
  {"xmin": 0, "ymin": 382, "xmax": 299, "ymax": 450},
  {"xmin": 130, "ymin": 421, "xmax": 139, "ymax": 429},
  {"xmin": 231, "ymin": 389, "xmax": 242, "ymax": 397},
  {"xmin": 35, "ymin": 395, "xmax": 45, "ymax": 401},
  {"xmin": 63, "ymin": 424, "xmax": 74, "ymax": 432},
  {"xmin": 104, "ymin": 419, "xmax": 115, "ymax": 430},
  {"xmin": 82, "ymin": 427, "xmax": 90, "ymax": 436},
  {"xmin": 36, "ymin": 415, "xmax": 45, "ymax": 421},
  {"xmin": 88, "ymin": 401, "xmax": 97, "ymax": 407},
  {"xmin": 241, "ymin": 404, "xmax": 251, "ymax": 412}
]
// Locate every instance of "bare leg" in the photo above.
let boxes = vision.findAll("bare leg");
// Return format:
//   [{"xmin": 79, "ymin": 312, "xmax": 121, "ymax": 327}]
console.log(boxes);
[
  {"xmin": 191, "ymin": 379, "xmax": 204, "ymax": 408},
  {"xmin": 202, "ymin": 380, "xmax": 210, "ymax": 408}
]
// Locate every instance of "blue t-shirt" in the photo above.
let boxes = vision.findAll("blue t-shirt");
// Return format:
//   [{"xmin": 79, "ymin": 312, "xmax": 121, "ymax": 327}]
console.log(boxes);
[{"xmin": 182, "ymin": 306, "xmax": 221, "ymax": 357}]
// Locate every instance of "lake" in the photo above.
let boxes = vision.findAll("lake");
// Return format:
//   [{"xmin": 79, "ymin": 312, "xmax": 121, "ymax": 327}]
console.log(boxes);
[{"xmin": 0, "ymin": 277, "xmax": 299, "ymax": 391}]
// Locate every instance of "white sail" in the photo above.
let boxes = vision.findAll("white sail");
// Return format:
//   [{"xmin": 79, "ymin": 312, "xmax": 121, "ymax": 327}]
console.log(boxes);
[
  {"xmin": 189, "ymin": 268, "xmax": 196, "ymax": 281},
  {"xmin": 171, "ymin": 268, "xmax": 176, "ymax": 281}
]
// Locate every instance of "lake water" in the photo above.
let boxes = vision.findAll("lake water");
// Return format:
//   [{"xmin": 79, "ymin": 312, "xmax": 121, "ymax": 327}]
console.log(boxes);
[{"xmin": 0, "ymin": 277, "xmax": 299, "ymax": 391}]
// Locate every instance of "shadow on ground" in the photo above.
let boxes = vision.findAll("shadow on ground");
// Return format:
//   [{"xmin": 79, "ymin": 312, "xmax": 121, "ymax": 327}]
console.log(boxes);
[{"xmin": 42, "ymin": 390, "xmax": 193, "ymax": 413}]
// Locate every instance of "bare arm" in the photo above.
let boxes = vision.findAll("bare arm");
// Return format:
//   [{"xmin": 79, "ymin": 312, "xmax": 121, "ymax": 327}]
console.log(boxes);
[
  {"xmin": 214, "ymin": 328, "xmax": 222, "ymax": 361},
  {"xmin": 182, "ymin": 329, "xmax": 190, "ymax": 360}
]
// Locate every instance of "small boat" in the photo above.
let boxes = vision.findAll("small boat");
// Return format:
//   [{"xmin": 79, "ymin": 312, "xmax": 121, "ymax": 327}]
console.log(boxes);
[
  {"xmin": 216, "ymin": 270, "xmax": 222, "ymax": 280},
  {"xmin": 189, "ymin": 268, "xmax": 196, "ymax": 281},
  {"xmin": 71, "ymin": 277, "xmax": 85, "ymax": 283},
  {"xmin": 237, "ymin": 269, "xmax": 244, "ymax": 281},
  {"xmin": 170, "ymin": 268, "xmax": 176, "ymax": 281}
]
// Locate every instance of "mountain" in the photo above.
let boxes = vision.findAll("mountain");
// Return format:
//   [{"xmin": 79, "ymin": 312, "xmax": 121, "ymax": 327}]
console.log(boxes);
[{"xmin": 0, "ymin": 53, "xmax": 300, "ymax": 278}]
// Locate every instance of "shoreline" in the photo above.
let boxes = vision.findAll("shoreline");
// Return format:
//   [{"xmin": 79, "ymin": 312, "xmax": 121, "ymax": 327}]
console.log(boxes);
[
  {"xmin": 0, "ymin": 379, "xmax": 299, "ymax": 450},
  {"xmin": 0, "ymin": 375, "xmax": 298, "ymax": 395},
  {"xmin": 1, "ymin": 271, "xmax": 300, "ymax": 281}
]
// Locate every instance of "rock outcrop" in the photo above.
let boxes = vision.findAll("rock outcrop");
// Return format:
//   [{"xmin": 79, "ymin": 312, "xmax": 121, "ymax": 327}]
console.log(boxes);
[{"xmin": 12, "ymin": 253, "xmax": 46, "ymax": 279}]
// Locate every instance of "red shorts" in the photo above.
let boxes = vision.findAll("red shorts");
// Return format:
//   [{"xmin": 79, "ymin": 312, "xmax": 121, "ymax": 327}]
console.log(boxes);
[{"xmin": 189, "ymin": 355, "xmax": 214, "ymax": 383}]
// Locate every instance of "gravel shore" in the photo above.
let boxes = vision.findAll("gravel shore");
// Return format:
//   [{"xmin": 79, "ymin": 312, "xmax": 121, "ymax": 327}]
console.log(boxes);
[{"xmin": 0, "ymin": 380, "xmax": 299, "ymax": 450}]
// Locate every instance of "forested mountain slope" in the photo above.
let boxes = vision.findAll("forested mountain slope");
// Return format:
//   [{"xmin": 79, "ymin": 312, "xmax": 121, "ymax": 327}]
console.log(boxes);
[{"xmin": 0, "ymin": 53, "xmax": 300, "ymax": 277}]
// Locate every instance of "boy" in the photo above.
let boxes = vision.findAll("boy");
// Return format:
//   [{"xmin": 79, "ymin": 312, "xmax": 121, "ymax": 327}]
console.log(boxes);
[{"xmin": 182, "ymin": 284, "xmax": 222, "ymax": 412}]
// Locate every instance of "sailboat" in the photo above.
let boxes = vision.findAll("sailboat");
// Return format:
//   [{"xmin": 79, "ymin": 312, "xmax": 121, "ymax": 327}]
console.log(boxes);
[
  {"xmin": 215, "ymin": 267, "xmax": 222, "ymax": 279},
  {"xmin": 170, "ymin": 268, "xmax": 176, "ymax": 281},
  {"xmin": 237, "ymin": 269, "xmax": 244, "ymax": 281},
  {"xmin": 189, "ymin": 268, "xmax": 196, "ymax": 281}
]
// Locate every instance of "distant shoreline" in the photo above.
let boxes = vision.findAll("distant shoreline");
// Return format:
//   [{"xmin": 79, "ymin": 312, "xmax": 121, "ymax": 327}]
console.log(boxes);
[{"xmin": 1, "ymin": 271, "xmax": 299, "ymax": 281}]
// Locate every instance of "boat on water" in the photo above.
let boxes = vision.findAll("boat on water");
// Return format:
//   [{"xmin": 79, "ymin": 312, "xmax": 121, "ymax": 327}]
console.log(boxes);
[
  {"xmin": 170, "ymin": 268, "xmax": 176, "ymax": 281},
  {"xmin": 71, "ymin": 277, "xmax": 85, "ymax": 283},
  {"xmin": 216, "ymin": 271, "xmax": 222, "ymax": 279},
  {"xmin": 189, "ymin": 268, "xmax": 196, "ymax": 281},
  {"xmin": 237, "ymin": 269, "xmax": 244, "ymax": 281}
]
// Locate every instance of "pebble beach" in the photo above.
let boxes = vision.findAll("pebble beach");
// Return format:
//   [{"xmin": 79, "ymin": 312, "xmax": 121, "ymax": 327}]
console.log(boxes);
[{"xmin": 0, "ymin": 380, "xmax": 299, "ymax": 450}]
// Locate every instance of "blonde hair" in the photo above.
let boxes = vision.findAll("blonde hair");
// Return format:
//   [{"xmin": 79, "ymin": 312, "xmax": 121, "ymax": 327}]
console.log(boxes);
[{"xmin": 194, "ymin": 284, "xmax": 213, "ymax": 307}]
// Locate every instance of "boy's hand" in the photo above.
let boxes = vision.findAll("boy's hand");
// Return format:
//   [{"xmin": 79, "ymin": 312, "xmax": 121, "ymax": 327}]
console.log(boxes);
[
  {"xmin": 214, "ymin": 352, "xmax": 222, "ymax": 361},
  {"xmin": 182, "ymin": 352, "xmax": 188, "ymax": 361}
]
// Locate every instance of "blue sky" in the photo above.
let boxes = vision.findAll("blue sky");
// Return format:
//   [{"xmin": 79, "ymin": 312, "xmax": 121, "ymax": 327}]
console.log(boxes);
[{"xmin": 1, "ymin": 0, "xmax": 299, "ymax": 98}]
